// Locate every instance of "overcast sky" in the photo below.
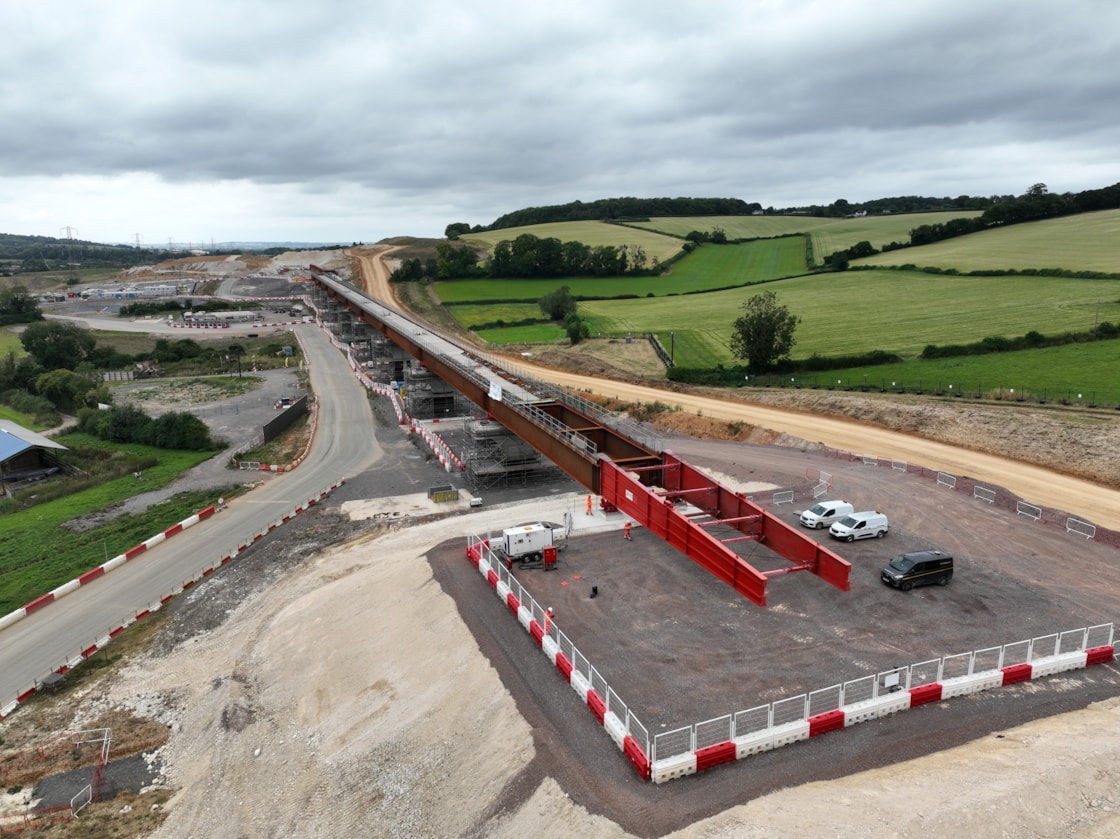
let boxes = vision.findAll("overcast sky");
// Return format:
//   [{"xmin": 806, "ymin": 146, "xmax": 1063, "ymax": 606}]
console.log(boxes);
[{"xmin": 2, "ymin": 0, "xmax": 1117, "ymax": 246}]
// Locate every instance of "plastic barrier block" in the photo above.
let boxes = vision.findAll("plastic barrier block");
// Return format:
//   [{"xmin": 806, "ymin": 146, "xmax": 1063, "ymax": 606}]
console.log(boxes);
[
  {"xmin": 164, "ymin": 523, "xmax": 183, "ymax": 537},
  {"xmin": 808, "ymin": 709, "xmax": 845, "ymax": 737},
  {"xmin": 542, "ymin": 635, "xmax": 560, "ymax": 664},
  {"xmin": 1002, "ymin": 663, "xmax": 1033, "ymax": 685},
  {"xmin": 695, "ymin": 741, "xmax": 737, "ymax": 772},
  {"xmin": 769, "ymin": 720, "xmax": 811, "ymax": 749},
  {"xmin": 624, "ymin": 736, "xmax": 652, "ymax": 781},
  {"xmin": 908, "ymin": 682, "xmax": 943, "ymax": 707},
  {"xmin": 78, "ymin": 567, "xmax": 105, "ymax": 585},
  {"xmin": 124, "ymin": 544, "xmax": 147, "ymax": 560},
  {"xmin": 1086, "ymin": 645, "xmax": 1115, "ymax": 666},
  {"xmin": 843, "ymin": 691, "xmax": 912, "ymax": 726},
  {"xmin": 570, "ymin": 669, "xmax": 591, "ymax": 702},
  {"xmin": 586, "ymin": 689, "xmax": 607, "ymax": 725},
  {"xmin": 939, "ymin": 670, "xmax": 1004, "ymax": 699},
  {"xmin": 495, "ymin": 579, "xmax": 510, "ymax": 601},
  {"xmin": 24, "ymin": 593, "xmax": 54, "ymax": 614},
  {"xmin": 506, "ymin": 592, "xmax": 520, "ymax": 614},
  {"xmin": 734, "ymin": 727, "xmax": 776, "ymax": 757},
  {"xmin": 555, "ymin": 652, "xmax": 574, "ymax": 683},
  {"xmin": 604, "ymin": 711, "xmax": 627, "ymax": 750},
  {"xmin": 1031, "ymin": 651, "xmax": 1087, "ymax": 678},
  {"xmin": 517, "ymin": 606, "xmax": 533, "ymax": 631},
  {"xmin": 486, "ymin": 569, "xmax": 498, "ymax": 590},
  {"xmin": 50, "ymin": 580, "xmax": 80, "ymax": 599},
  {"xmin": 652, "ymin": 752, "xmax": 697, "ymax": 784},
  {"xmin": 529, "ymin": 620, "xmax": 545, "ymax": 646}
]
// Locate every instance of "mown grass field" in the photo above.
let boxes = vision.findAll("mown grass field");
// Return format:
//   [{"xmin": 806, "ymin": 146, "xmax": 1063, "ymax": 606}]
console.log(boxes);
[
  {"xmin": 0, "ymin": 404, "xmax": 41, "ymax": 428},
  {"xmin": 858, "ymin": 208, "xmax": 1120, "ymax": 272},
  {"xmin": 742, "ymin": 339, "xmax": 1120, "ymax": 405},
  {"xmin": 574, "ymin": 270, "xmax": 1120, "ymax": 366},
  {"xmin": 627, "ymin": 211, "xmax": 983, "ymax": 257},
  {"xmin": 460, "ymin": 220, "xmax": 684, "ymax": 264},
  {"xmin": 0, "ymin": 434, "xmax": 227, "ymax": 614},
  {"xmin": 437, "ymin": 237, "xmax": 807, "ymax": 305},
  {"xmin": 0, "ymin": 326, "xmax": 26, "ymax": 356}
]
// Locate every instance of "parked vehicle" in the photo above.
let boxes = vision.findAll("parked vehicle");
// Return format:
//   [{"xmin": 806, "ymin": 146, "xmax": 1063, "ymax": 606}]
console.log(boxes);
[
  {"xmin": 881, "ymin": 550, "xmax": 954, "ymax": 590},
  {"xmin": 799, "ymin": 500, "xmax": 855, "ymax": 529},
  {"xmin": 829, "ymin": 511, "xmax": 889, "ymax": 542}
]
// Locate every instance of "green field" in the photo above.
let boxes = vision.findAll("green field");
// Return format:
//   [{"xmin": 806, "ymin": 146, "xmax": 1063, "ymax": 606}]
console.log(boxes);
[
  {"xmin": 858, "ymin": 208, "xmax": 1120, "ymax": 272},
  {"xmin": 0, "ymin": 327, "xmax": 24, "ymax": 356},
  {"xmin": 573, "ymin": 270, "xmax": 1120, "ymax": 366},
  {"xmin": 627, "ymin": 211, "xmax": 983, "ymax": 258},
  {"xmin": 436, "ymin": 237, "xmax": 807, "ymax": 304},
  {"xmin": 741, "ymin": 339, "xmax": 1120, "ymax": 405},
  {"xmin": 460, "ymin": 220, "xmax": 684, "ymax": 264},
  {"xmin": 0, "ymin": 434, "xmax": 223, "ymax": 614},
  {"xmin": 476, "ymin": 322, "xmax": 567, "ymax": 344}
]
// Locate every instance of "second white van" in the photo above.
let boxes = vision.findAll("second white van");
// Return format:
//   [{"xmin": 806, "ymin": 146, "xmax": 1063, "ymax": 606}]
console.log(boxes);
[
  {"xmin": 829, "ymin": 511, "xmax": 889, "ymax": 542},
  {"xmin": 799, "ymin": 500, "xmax": 855, "ymax": 529}
]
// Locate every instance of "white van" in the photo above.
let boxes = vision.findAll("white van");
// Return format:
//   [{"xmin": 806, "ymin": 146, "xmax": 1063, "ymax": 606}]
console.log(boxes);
[
  {"xmin": 799, "ymin": 500, "xmax": 855, "ymax": 530},
  {"xmin": 829, "ymin": 511, "xmax": 889, "ymax": 542}
]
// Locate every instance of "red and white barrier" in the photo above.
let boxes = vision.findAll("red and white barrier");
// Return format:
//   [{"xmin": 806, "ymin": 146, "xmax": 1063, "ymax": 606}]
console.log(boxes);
[{"xmin": 0, "ymin": 479, "xmax": 346, "ymax": 720}]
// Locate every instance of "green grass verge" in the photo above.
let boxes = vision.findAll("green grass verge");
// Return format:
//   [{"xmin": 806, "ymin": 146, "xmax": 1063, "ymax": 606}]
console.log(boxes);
[
  {"xmin": 0, "ymin": 404, "xmax": 42, "ymax": 428},
  {"xmin": 0, "ymin": 435, "xmax": 224, "ymax": 614},
  {"xmin": 0, "ymin": 327, "xmax": 25, "ymax": 357},
  {"xmin": 742, "ymin": 339, "xmax": 1120, "ymax": 405},
  {"xmin": 857, "ymin": 208, "xmax": 1120, "ymax": 273},
  {"xmin": 475, "ymin": 323, "xmax": 567, "ymax": 344}
]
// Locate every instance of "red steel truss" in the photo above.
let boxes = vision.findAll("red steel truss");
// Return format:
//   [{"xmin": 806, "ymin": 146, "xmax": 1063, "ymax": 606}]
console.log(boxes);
[{"xmin": 599, "ymin": 453, "xmax": 851, "ymax": 606}]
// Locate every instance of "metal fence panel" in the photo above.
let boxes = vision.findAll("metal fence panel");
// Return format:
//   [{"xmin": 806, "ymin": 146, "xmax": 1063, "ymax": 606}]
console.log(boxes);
[
  {"xmin": 772, "ymin": 695, "xmax": 807, "ymax": 726},
  {"xmin": 942, "ymin": 652, "xmax": 973, "ymax": 680},
  {"xmin": 733, "ymin": 705, "xmax": 771, "ymax": 737},
  {"xmin": 910, "ymin": 658, "xmax": 942, "ymax": 687},
  {"xmin": 607, "ymin": 686, "xmax": 628, "ymax": 721},
  {"xmin": 1086, "ymin": 624, "xmax": 1114, "ymax": 649},
  {"xmin": 1031, "ymin": 633, "xmax": 1059, "ymax": 659},
  {"xmin": 1059, "ymin": 628, "xmax": 1086, "ymax": 654},
  {"xmin": 973, "ymin": 646, "xmax": 1003, "ymax": 673},
  {"xmin": 590, "ymin": 666, "xmax": 609, "ymax": 700},
  {"xmin": 1002, "ymin": 639, "xmax": 1031, "ymax": 666},
  {"xmin": 843, "ymin": 675, "xmax": 875, "ymax": 705},
  {"xmin": 808, "ymin": 684, "xmax": 841, "ymax": 716},
  {"xmin": 628, "ymin": 714, "xmax": 650, "ymax": 755},
  {"xmin": 695, "ymin": 714, "xmax": 733, "ymax": 749},
  {"xmin": 654, "ymin": 727, "xmax": 693, "ymax": 763}
]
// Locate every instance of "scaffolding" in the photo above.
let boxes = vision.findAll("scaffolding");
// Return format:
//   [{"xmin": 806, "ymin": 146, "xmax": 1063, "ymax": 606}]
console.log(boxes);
[
  {"xmin": 404, "ymin": 361, "xmax": 474, "ymax": 420},
  {"xmin": 463, "ymin": 418, "xmax": 560, "ymax": 490}
]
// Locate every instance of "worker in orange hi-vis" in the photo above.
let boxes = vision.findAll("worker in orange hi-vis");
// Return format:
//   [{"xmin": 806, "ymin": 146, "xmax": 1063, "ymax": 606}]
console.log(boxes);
[
  {"xmin": 586, "ymin": 495, "xmax": 593, "ymax": 515},
  {"xmin": 624, "ymin": 521, "xmax": 632, "ymax": 540},
  {"xmin": 544, "ymin": 607, "xmax": 554, "ymax": 634}
]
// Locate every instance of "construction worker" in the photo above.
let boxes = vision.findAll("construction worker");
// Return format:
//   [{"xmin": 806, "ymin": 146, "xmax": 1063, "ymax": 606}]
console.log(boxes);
[
  {"xmin": 624, "ymin": 521, "xmax": 632, "ymax": 540},
  {"xmin": 586, "ymin": 495, "xmax": 593, "ymax": 515}
]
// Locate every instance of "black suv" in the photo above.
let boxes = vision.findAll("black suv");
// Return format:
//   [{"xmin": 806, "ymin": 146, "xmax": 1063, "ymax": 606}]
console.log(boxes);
[{"xmin": 881, "ymin": 550, "xmax": 953, "ymax": 591}]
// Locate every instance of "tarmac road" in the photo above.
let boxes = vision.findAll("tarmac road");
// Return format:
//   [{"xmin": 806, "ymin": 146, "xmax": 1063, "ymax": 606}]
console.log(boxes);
[{"xmin": 0, "ymin": 325, "xmax": 381, "ymax": 708}]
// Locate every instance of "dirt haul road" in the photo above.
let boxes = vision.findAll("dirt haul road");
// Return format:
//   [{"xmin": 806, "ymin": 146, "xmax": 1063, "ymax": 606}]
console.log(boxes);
[{"xmin": 349, "ymin": 247, "xmax": 1120, "ymax": 531}]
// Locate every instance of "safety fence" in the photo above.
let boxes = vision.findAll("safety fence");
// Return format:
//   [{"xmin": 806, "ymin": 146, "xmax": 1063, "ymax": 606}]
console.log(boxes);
[
  {"xmin": 650, "ymin": 622, "xmax": 1116, "ymax": 783},
  {"xmin": 465, "ymin": 534, "xmax": 652, "ymax": 780},
  {"xmin": 412, "ymin": 419, "xmax": 465, "ymax": 472},
  {"xmin": 823, "ymin": 448, "xmax": 1120, "ymax": 550}
]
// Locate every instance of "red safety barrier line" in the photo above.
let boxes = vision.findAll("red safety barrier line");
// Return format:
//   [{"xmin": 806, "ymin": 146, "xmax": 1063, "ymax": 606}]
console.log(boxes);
[
  {"xmin": 163, "ymin": 523, "xmax": 183, "ymax": 538},
  {"xmin": 808, "ymin": 709, "xmax": 846, "ymax": 736},
  {"xmin": 24, "ymin": 593, "xmax": 55, "ymax": 614},
  {"xmin": 17, "ymin": 688, "xmax": 36, "ymax": 703},
  {"xmin": 586, "ymin": 689, "xmax": 607, "ymax": 724},
  {"xmin": 1085, "ymin": 645, "xmax": 1115, "ymax": 666},
  {"xmin": 529, "ymin": 621, "xmax": 545, "ymax": 646},
  {"xmin": 82, "ymin": 644, "xmax": 98, "ymax": 658},
  {"xmin": 695, "ymin": 741, "xmax": 737, "ymax": 772},
  {"xmin": 109, "ymin": 626, "xmax": 125, "ymax": 637},
  {"xmin": 506, "ymin": 593, "xmax": 520, "ymax": 613},
  {"xmin": 135, "ymin": 609, "xmax": 150, "ymax": 620},
  {"xmin": 555, "ymin": 652, "xmax": 574, "ymax": 683},
  {"xmin": 623, "ymin": 736, "xmax": 652, "ymax": 781},
  {"xmin": 78, "ymin": 567, "xmax": 105, "ymax": 585},
  {"xmin": 909, "ymin": 683, "xmax": 943, "ymax": 707},
  {"xmin": 124, "ymin": 544, "xmax": 147, "ymax": 560},
  {"xmin": 1002, "ymin": 663, "xmax": 1034, "ymax": 685},
  {"xmin": 486, "ymin": 569, "xmax": 499, "ymax": 590}
]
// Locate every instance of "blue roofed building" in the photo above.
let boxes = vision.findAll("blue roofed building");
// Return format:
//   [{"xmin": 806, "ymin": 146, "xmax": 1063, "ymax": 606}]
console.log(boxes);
[{"xmin": 0, "ymin": 421, "xmax": 68, "ymax": 490}]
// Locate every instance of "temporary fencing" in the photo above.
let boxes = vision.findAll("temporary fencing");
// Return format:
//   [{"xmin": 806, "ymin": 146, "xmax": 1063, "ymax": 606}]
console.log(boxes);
[
  {"xmin": 823, "ymin": 447, "xmax": 1120, "ymax": 550},
  {"xmin": 650, "ymin": 622, "xmax": 1115, "ymax": 783},
  {"xmin": 465, "ymin": 534, "xmax": 652, "ymax": 780}
]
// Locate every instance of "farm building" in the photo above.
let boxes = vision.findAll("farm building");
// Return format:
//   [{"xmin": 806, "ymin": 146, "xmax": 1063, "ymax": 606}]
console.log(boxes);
[{"xmin": 0, "ymin": 421, "xmax": 68, "ymax": 491}]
